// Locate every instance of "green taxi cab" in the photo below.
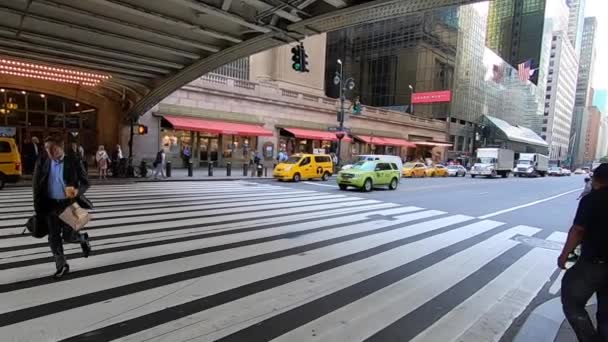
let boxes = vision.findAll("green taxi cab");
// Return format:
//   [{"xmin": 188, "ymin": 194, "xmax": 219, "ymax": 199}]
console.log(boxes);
[{"xmin": 337, "ymin": 160, "xmax": 400, "ymax": 192}]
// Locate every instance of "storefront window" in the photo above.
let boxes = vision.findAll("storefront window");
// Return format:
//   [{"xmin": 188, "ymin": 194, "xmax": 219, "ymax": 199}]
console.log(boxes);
[
  {"xmin": 65, "ymin": 115, "xmax": 80, "ymax": 129},
  {"xmin": 47, "ymin": 114, "xmax": 64, "ymax": 128},
  {"xmin": 223, "ymin": 135, "xmax": 254, "ymax": 159},
  {"xmin": 162, "ymin": 129, "xmax": 191, "ymax": 155},
  {"xmin": 82, "ymin": 111, "xmax": 97, "ymax": 129},
  {"xmin": 198, "ymin": 134, "xmax": 219, "ymax": 163}
]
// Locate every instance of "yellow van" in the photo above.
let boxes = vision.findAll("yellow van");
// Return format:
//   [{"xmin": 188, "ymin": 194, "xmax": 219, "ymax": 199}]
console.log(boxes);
[
  {"xmin": 0, "ymin": 137, "xmax": 22, "ymax": 189},
  {"xmin": 273, "ymin": 154, "xmax": 334, "ymax": 182}
]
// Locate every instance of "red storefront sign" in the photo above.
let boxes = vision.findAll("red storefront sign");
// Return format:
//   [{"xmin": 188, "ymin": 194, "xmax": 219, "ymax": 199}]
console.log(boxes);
[{"xmin": 412, "ymin": 90, "xmax": 452, "ymax": 104}]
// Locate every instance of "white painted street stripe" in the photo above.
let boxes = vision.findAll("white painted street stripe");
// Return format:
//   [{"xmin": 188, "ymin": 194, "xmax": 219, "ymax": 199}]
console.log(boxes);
[
  {"xmin": 478, "ymin": 188, "xmax": 581, "ymax": 219},
  {"xmin": 0, "ymin": 181, "xmax": 555, "ymax": 342},
  {"xmin": 414, "ymin": 238, "xmax": 557, "ymax": 342},
  {"xmin": 272, "ymin": 225, "xmax": 533, "ymax": 342}
]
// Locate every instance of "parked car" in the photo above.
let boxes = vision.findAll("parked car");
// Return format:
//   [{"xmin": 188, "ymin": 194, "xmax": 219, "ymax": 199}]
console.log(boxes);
[
  {"xmin": 0, "ymin": 137, "xmax": 22, "ymax": 190},
  {"xmin": 561, "ymin": 168, "xmax": 572, "ymax": 176},
  {"xmin": 426, "ymin": 164, "xmax": 448, "ymax": 177},
  {"xmin": 337, "ymin": 160, "xmax": 401, "ymax": 192},
  {"xmin": 547, "ymin": 167, "xmax": 563, "ymax": 176},
  {"xmin": 273, "ymin": 154, "xmax": 333, "ymax": 182},
  {"xmin": 447, "ymin": 165, "xmax": 467, "ymax": 177},
  {"xmin": 402, "ymin": 162, "xmax": 427, "ymax": 178},
  {"xmin": 574, "ymin": 168, "xmax": 585, "ymax": 174}
]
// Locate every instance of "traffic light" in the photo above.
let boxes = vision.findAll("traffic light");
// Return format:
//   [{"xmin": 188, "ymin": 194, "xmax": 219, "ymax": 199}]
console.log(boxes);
[
  {"xmin": 291, "ymin": 43, "xmax": 310, "ymax": 73},
  {"xmin": 291, "ymin": 45, "xmax": 302, "ymax": 72},
  {"xmin": 137, "ymin": 124, "xmax": 148, "ymax": 135}
]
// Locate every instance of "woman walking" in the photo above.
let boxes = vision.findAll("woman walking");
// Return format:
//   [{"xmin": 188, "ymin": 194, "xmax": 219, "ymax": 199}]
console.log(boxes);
[{"xmin": 95, "ymin": 145, "xmax": 110, "ymax": 180}]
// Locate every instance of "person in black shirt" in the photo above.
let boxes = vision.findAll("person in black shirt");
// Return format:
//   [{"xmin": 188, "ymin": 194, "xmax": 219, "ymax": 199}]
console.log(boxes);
[{"xmin": 559, "ymin": 163, "xmax": 608, "ymax": 342}]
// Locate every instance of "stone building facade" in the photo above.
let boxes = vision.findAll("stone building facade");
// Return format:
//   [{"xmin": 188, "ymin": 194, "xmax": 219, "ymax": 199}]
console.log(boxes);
[{"xmin": 129, "ymin": 72, "xmax": 448, "ymax": 168}]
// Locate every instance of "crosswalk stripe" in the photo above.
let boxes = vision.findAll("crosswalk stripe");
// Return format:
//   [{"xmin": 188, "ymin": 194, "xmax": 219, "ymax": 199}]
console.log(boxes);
[
  {"xmin": 0, "ymin": 204, "xmax": 412, "ymax": 285},
  {"xmin": 0, "ymin": 194, "xmax": 354, "ymax": 228},
  {"xmin": 237, "ymin": 225, "xmax": 532, "ymax": 342},
  {"xmin": 114, "ymin": 218, "xmax": 498, "ymax": 342},
  {"xmin": 412, "ymin": 233, "xmax": 558, "ymax": 342},
  {"xmin": 0, "ymin": 181, "xmax": 555, "ymax": 342}
]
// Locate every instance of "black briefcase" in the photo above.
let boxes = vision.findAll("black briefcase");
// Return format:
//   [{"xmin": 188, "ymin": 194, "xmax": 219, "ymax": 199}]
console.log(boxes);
[{"xmin": 24, "ymin": 215, "xmax": 49, "ymax": 238}]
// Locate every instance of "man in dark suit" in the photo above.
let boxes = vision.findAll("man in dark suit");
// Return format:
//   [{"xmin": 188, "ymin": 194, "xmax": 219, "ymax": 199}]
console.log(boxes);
[
  {"xmin": 23, "ymin": 136, "xmax": 41, "ymax": 174},
  {"xmin": 33, "ymin": 135, "xmax": 92, "ymax": 279}
]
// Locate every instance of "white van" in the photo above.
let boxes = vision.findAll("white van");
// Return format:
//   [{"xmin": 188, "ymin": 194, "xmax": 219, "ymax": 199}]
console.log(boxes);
[{"xmin": 342, "ymin": 155, "xmax": 404, "ymax": 174}]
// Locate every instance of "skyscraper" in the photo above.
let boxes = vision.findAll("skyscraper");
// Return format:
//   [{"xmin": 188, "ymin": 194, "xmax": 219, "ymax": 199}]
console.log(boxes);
[
  {"xmin": 567, "ymin": 0, "xmax": 586, "ymax": 58},
  {"xmin": 542, "ymin": 30, "xmax": 578, "ymax": 161},
  {"xmin": 569, "ymin": 17, "xmax": 597, "ymax": 167}
]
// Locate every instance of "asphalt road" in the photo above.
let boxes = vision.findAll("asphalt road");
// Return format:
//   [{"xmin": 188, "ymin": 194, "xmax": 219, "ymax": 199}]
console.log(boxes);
[
  {"xmin": 0, "ymin": 177, "xmax": 586, "ymax": 341},
  {"xmin": 270, "ymin": 174, "xmax": 585, "ymax": 231}
]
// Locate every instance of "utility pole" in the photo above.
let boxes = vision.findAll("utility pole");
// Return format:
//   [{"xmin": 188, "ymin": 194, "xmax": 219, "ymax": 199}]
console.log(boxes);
[{"xmin": 333, "ymin": 59, "xmax": 355, "ymax": 166}]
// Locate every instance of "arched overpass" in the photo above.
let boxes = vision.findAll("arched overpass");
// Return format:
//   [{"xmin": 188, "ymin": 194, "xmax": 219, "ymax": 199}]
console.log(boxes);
[{"xmin": 0, "ymin": 0, "xmax": 488, "ymax": 118}]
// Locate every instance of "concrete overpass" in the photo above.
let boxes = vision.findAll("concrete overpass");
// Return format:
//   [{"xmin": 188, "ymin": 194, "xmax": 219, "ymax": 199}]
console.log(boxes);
[{"xmin": 0, "ymin": 0, "xmax": 486, "ymax": 118}]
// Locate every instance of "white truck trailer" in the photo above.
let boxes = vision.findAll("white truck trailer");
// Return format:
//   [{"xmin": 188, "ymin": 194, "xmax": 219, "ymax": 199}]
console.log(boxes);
[
  {"xmin": 513, "ymin": 153, "xmax": 549, "ymax": 177},
  {"xmin": 470, "ymin": 148, "xmax": 515, "ymax": 178}
]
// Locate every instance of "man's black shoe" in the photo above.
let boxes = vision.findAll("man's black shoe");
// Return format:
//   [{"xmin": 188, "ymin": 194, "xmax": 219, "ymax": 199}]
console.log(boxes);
[
  {"xmin": 81, "ymin": 233, "xmax": 91, "ymax": 258},
  {"xmin": 53, "ymin": 264, "xmax": 69, "ymax": 280}
]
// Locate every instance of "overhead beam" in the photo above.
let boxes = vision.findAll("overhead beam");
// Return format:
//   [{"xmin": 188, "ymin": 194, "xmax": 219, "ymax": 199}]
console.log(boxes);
[
  {"xmin": 129, "ymin": 34, "xmax": 283, "ymax": 117},
  {"xmin": 0, "ymin": 28, "xmax": 185, "ymax": 69},
  {"xmin": 85, "ymin": 0, "xmax": 243, "ymax": 44},
  {"xmin": 0, "ymin": 47, "xmax": 155, "ymax": 81},
  {"xmin": 167, "ymin": 0, "xmax": 272, "ymax": 33},
  {"xmin": 222, "ymin": 0, "xmax": 233, "ymax": 11},
  {"xmin": 0, "ymin": 37, "xmax": 171, "ymax": 74},
  {"xmin": 36, "ymin": 0, "xmax": 222, "ymax": 52},
  {"xmin": 0, "ymin": 7, "xmax": 203, "ymax": 59},
  {"xmin": 246, "ymin": 0, "xmax": 303, "ymax": 22}
]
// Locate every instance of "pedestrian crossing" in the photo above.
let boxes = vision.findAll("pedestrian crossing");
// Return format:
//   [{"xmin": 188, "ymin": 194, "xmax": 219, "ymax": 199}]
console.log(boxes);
[{"xmin": 0, "ymin": 181, "xmax": 563, "ymax": 342}]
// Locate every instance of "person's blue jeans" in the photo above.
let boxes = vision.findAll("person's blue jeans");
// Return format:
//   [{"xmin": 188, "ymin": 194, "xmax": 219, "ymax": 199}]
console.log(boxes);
[{"xmin": 562, "ymin": 259, "xmax": 608, "ymax": 342}]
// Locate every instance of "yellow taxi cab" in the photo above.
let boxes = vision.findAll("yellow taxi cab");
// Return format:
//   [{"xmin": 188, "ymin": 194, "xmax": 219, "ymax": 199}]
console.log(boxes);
[
  {"xmin": 0, "ymin": 137, "xmax": 22, "ymax": 189},
  {"xmin": 426, "ymin": 164, "xmax": 449, "ymax": 177},
  {"xmin": 273, "ymin": 154, "xmax": 333, "ymax": 182},
  {"xmin": 402, "ymin": 162, "xmax": 427, "ymax": 178}
]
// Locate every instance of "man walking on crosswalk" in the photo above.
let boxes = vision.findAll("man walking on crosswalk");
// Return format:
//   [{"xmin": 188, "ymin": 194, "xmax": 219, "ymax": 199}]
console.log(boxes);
[
  {"xmin": 33, "ymin": 135, "xmax": 93, "ymax": 279},
  {"xmin": 559, "ymin": 163, "xmax": 608, "ymax": 342}
]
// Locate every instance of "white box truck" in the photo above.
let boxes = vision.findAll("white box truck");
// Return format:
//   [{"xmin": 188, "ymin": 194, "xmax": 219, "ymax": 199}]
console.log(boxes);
[
  {"xmin": 470, "ymin": 148, "xmax": 515, "ymax": 178},
  {"xmin": 513, "ymin": 153, "xmax": 549, "ymax": 177}
]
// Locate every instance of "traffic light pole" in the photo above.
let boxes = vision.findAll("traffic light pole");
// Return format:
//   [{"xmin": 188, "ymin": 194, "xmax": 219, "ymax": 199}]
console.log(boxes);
[
  {"xmin": 337, "ymin": 62, "xmax": 345, "ymax": 166},
  {"xmin": 128, "ymin": 118, "xmax": 134, "ymax": 176}
]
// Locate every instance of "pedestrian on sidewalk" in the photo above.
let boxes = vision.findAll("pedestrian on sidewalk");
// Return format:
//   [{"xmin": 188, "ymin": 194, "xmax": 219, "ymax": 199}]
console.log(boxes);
[
  {"xmin": 33, "ymin": 135, "xmax": 92, "ymax": 279},
  {"xmin": 558, "ymin": 163, "xmax": 608, "ymax": 342},
  {"xmin": 182, "ymin": 145, "xmax": 191, "ymax": 168},
  {"xmin": 95, "ymin": 145, "xmax": 110, "ymax": 180},
  {"xmin": 153, "ymin": 149, "xmax": 166, "ymax": 180}
]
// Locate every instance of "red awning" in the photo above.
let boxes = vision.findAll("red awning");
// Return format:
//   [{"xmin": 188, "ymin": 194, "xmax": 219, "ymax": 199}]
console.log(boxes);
[
  {"xmin": 414, "ymin": 141, "xmax": 453, "ymax": 147},
  {"xmin": 284, "ymin": 127, "xmax": 352, "ymax": 142},
  {"xmin": 354, "ymin": 135, "xmax": 415, "ymax": 148},
  {"xmin": 164, "ymin": 116, "xmax": 273, "ymax": 136}
]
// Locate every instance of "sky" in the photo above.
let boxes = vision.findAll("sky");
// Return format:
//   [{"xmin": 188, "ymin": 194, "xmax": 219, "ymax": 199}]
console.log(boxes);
[{"xmin": 473, "ymin": 0, "xmax": 607, "ymax": 90}]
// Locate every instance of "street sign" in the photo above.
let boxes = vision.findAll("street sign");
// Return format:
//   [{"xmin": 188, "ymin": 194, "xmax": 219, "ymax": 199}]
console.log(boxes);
[{"xmin": 327, "ymin": 127, "xmax": 351, "ymax": 133}]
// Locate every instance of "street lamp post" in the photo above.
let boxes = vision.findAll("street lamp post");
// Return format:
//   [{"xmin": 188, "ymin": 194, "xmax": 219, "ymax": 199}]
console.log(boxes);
[
  {"xmin": 408, "ymin": 84, "xmax": 414, "ymax": 115},
  {"xmin": 334, "ymin": 59, "xmax": 355, "ymax": 166}
]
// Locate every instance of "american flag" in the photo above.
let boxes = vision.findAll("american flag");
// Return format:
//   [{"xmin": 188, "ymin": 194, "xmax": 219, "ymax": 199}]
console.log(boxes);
[{"xmin": 518, "ymin": 59, "xmax": 532, "ymax": 82}]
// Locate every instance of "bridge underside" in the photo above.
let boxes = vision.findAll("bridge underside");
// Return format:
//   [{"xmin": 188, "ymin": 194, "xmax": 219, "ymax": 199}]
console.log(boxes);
[{"xmin": 0, "ymin": 0, "xmax": 486, "ymax": 118}]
